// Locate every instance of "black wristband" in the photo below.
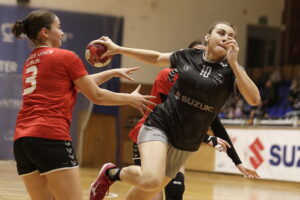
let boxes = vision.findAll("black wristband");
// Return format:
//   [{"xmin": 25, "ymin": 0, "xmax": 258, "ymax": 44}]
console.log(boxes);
[{"xmin": 211, "ymin": 117, "xmax": 242, "ymax": 165}]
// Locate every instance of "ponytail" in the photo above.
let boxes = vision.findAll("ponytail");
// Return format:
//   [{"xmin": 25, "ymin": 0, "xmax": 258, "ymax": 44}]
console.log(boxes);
[
  {"xmin": 11, "ymin": 9, "xmax": 56, "ymax": 41},
  {"xmin": 12, "ymin": 20, "xmax": 26, "ymax": 39}
]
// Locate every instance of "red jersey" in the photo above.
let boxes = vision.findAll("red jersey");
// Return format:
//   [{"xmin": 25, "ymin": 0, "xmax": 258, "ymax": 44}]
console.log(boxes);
[
  {"xmin": 14, "ymin": 47, "xmax": 88, "ymax": 141},
  {"xmin": 128, "ymin": 68, "xmax": 178, "ymax": 142}
]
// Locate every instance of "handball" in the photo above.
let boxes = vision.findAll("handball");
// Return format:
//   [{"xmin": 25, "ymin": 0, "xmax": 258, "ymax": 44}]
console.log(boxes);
[{"xmin": 85, "ymin": 40, "xmax": 112, "ymax": 67}]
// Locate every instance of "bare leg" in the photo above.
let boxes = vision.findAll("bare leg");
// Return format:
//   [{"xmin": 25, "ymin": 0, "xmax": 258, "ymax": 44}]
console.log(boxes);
[
  {"xmin": 147, "ymin": 164, "xmax": 186, "ymax": 200},
  {"xmin": 125, "ymin": 177, "xmax": 171, "ymax": 200},
  {"xmin": 179, "ymin": 165, "xmax": 185, "ymax": 174},
  {"xmin": 22, "ymin": 171, "xmax": 54, "ymax": 200},
  {"xmin": 45, "ymin": 167, "xmax": 82, "ymax": 200},
  {"xmin": 120, "ymin": 141, "xmax": 168, "ymax": 192},
  {"xmin": 151, "ymin": 191, "xmax": 164, "ymax": 200}
]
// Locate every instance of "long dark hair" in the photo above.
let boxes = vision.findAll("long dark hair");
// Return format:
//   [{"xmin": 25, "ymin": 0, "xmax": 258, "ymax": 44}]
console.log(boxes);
[{"xmin": 12, "ymin": 9, "xmax": 56, "ymax": 41}]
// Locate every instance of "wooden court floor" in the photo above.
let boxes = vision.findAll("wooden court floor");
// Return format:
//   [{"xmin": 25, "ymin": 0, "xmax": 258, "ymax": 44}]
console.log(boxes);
[{"xmin": 1, "ymin": 160, "xmax": 299, "ymax": 200}]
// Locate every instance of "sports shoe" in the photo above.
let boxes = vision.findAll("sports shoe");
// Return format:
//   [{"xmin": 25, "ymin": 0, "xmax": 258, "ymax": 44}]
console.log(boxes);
[{"xmin": 89, "ymin": 163, "xmax": 116, "ymax": 200}]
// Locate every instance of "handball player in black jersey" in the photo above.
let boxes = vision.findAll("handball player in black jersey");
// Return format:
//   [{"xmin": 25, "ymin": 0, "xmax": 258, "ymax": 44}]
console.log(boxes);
[
  {"xmin": 89, "ymin": 21, "xmax": 261, "ymax": 200},
  {"xmin": 128, "ymin": 39, "xmax": 257, "ymax": 200}
]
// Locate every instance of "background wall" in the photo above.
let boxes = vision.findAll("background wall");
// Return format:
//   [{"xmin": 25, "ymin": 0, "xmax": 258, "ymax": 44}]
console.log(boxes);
[{"xmin": 0, "ymin": 0, "xmax": 284, "ymax": 84}]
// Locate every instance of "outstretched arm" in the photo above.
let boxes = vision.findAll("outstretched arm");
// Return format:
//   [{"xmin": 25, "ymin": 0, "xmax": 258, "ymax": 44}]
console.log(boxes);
[
  {"xmin": 74, "ymin": 76, "xmax": 155, "ymax": 116},
  {"xmin": 90, "ymin": 67, "xmax": 140, "ymax": 85},
  {"xmin": 97, "ymin": 36, "xmax": 172, "ymax": 67},
  {"xmin": 210, "ymin": 116, "xmax": 259, "ymax": 179},
  {"xmin": 203, "ymin": 134, "xmax": 231, "ymax": 152},
  {"xmin": 211, "ymin": 116, "xmax": 241, "ymax": 165}
]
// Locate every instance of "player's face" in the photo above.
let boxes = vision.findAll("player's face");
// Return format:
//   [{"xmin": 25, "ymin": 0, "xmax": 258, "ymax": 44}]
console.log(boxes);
[
  {"xmin": 206, "ymin": 23, "xmax": 236, "ymax": 58},
  {"xmin": 48, "ymin": 16, "xmax": 64, "ymax": 48}
]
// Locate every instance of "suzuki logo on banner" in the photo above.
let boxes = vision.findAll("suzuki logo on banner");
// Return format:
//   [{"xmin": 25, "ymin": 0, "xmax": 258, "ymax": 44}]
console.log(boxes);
[
  {"xmin": 269, "ymin": 145, "xmax": 300, "ymax": 167},
  {"xmin": 1, "ymin": 23, "xmax": 14, "ymax": 43},
  {"xmin": 249, "ymin": 138, "xmax": 265, "ymax": 169}
]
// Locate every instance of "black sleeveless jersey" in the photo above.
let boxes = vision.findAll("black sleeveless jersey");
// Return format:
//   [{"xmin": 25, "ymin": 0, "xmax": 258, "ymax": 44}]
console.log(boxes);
[{"xmin": 145, "ymin": 48, "xmax": 235, "ymax": 151}]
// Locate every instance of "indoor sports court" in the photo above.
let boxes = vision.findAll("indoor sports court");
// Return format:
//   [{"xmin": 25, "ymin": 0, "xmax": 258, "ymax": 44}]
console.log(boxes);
[
  {"xmin": 1, "ymin": 160, "xmax": 300, "ymax": 200},
  {"xmin": 0, "ymin": 0, "xmax": 299, "ymax": 199}
]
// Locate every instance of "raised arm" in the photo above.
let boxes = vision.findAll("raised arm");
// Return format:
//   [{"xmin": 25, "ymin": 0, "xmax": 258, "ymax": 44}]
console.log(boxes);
[
  {"xmin": 225, "ymin": 39, "xmax": 261, "ymax": 106},
  {"xmin": 231, "ymin": 63, "xmax": 261, "ymax": 106},
  {"xmin": 97, "ymin": 36, "xmax": 172, "ymax": 67}
]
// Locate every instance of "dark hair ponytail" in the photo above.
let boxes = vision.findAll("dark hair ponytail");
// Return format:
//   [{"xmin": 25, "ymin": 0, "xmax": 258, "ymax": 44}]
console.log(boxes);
[
  {"xmin": 11, "ymin": 9, "xmax": 56, "ymax": 41},
  {"xmin": 188, "ymin": 39, "xmax": 204, "ymax": 48},
  {"xmin": 12, "ymin": 20, "xmax": 26, "ymax": 39}
]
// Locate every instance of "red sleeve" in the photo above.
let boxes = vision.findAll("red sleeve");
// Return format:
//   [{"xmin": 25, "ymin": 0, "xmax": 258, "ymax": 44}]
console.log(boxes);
[
  {"xmin": 63, "ymin": 51, "xmax": 88, "ymax": 81},
  {"xmin": 128, "ymin": 68, "xmax": 175, "ymax": 142},
  {"xmin": 152, "ymin": 68, "xmax": 172, "ymax": 96}
]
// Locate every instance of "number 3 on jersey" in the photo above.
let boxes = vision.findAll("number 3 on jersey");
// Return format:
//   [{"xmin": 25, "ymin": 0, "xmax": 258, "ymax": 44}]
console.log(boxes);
[
  {"xmin": 200, "ymin": 65, "xmax": 212, "ymax": 78},
  {"xmin": 23, "ymin": 65, "xmax": 38, "ymax": 95}
]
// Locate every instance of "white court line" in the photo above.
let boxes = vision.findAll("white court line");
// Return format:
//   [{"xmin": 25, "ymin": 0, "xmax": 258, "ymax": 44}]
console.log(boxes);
[
  {"xmin": 106, "ymin": 193, "xmax": 118, "ymax": 198},
  {"xmin": 83, "ymin": 192, "xmax": 118, "ymax": 199}
]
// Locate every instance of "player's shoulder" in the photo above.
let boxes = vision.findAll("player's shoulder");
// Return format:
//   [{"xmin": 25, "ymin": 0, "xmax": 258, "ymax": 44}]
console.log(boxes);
[
  {"xmin": 54, "ymin": 48, "xmax": 77, "ymax": 56},
  {"xmin": 54, "ymin": 48, "xmax": 80, "ymax": 61},
  {"xmin": 176, "ymin": 48, "xmax": 204, "ymax": 57},
  {"xmin": 179, "ymin": 47, "xmax": 204, "ymax": 52}
]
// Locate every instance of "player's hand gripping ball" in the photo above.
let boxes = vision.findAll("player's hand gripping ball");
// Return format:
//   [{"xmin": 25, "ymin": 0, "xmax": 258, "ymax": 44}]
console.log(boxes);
[{"xmin": 85, "ymin": 40, "xmax": 112, "ymax": 67}]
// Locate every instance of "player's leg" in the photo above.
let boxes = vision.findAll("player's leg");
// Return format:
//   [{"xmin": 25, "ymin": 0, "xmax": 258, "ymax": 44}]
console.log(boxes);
[
  {"xmin": 120, "ymin": 125, "xmax": 168, "ymax": 191},
  {"xmin": 125, "ymin": 177, "xmax": 171, "ymax": 200},
  {"xmin": 163, "ymin": 144, "xmax": 191, "ymax": 200},
  {"xmin": 15, "ymin": 137, "xmax": 81, "ymax": 200},
  {"xmin": 90, "ymin": 141, "xmax": 167, "ymax": 200},
  {"xmin": 164, "ymin": 166, "xmax": 185, "ymax": 200},
  {"xmin": 90, "ymin": 125, "xmax": 168, "ymax": 200},
  {"xmin": 152, "ymin": 191, "xmax": 164, "ymax": 200},
  {"xmin": 40, "ymin": 139, "xmax": 82, "ymax": 200},
  {"xmin": 21, "ymin": 171, "xmax": 54, "ymax": 200},
  {"xmin": 132, "ymin": 143, "xmax": 163, "ymax": 200},
  {"xmin": 14, "ymin": 138, "xmax": 54, "ymax": 200},
  {"xmin": 123, "ymin": 130, "xmax": 192, "ymax": 200},
  {"xmin": 113, "ymin": 140, "xmax": 167, "ymax": 192},
  {"xmin": 45, "ymin": 167, "xmax": 82, "ymax": 200}
]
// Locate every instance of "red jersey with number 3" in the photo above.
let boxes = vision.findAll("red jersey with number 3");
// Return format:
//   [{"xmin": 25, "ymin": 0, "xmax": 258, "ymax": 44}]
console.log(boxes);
[
  {"xmin": 128, "ymin": 68, "xmax": 178, "ymax": 143},
  {"xmin": 14, "ymin": 47, "xmax": 88, "ymax": 141}
]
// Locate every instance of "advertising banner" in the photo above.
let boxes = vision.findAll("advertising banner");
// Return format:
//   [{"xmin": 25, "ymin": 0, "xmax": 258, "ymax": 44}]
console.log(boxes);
[{"xmin": 214, "ymin": 128, "xmax": 300, "ymax": 182}]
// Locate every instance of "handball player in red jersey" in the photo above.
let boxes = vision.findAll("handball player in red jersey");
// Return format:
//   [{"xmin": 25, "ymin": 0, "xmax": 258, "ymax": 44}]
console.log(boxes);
[{"xmin": 12, "ymin": 9, "xmax": 154, "ymax": 200}]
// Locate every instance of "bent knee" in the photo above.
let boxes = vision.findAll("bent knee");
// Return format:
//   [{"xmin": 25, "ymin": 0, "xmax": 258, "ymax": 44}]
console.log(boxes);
[{"xmin": 139, "ymin": 177, "xmax": 164, "ymax": 192}]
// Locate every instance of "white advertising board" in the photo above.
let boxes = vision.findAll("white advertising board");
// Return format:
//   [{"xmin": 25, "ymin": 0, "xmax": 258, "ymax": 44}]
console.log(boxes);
[{"xmin": 214, "ymin": 128, "xmax": 300, "ymax": 182}]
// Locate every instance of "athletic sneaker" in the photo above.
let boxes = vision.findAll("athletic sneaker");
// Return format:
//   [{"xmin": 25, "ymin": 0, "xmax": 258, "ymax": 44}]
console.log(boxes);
[{"xmin": 89, "ymin": 163, "xmax": 116, "ymax": 200}]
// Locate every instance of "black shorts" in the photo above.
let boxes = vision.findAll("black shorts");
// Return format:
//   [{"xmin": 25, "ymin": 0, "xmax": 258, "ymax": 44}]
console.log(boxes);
[
  {"xmin": 14, "ymin": 137, "xmax": 78, "ymax": 176},
  {"xmin": 132, "ymin": 143, "xmax": 141, "ymax": 166}
]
